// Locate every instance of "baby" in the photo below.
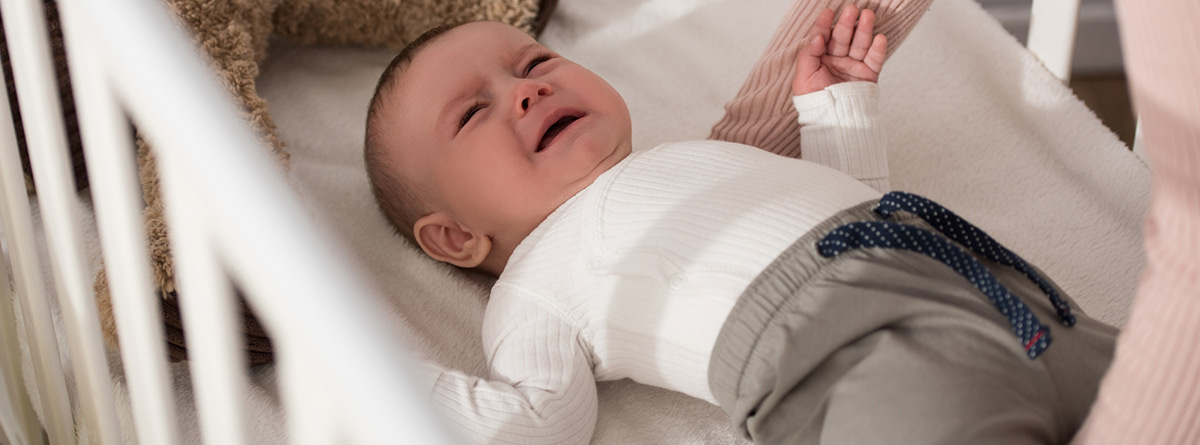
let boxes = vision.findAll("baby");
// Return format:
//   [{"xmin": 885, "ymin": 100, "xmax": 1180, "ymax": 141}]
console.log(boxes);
[{"xmin": 364, "ymin": 6, "xmax": 1116, "ymax": 444}]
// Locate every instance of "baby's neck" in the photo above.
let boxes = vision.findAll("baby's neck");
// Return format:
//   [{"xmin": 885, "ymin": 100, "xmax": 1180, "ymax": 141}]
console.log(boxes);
[
  {"xmin": 478, "ymin": 245, "xmax": 512, "ymax": 277},
  {"xmin": 481, "ymin": 146, "xmax": 634, "ymax": 277}
]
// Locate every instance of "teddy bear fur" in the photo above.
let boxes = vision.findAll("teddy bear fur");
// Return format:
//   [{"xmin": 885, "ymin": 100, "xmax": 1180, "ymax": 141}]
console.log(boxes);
[{"xmin": 89, "ymin": 0, "xmax": 554, "ymax": 364}]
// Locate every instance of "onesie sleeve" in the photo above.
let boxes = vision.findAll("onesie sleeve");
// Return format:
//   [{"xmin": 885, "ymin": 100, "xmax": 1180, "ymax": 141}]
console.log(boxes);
[
  {"xmin": 793, "ymin": 82, "xmax": 890, "ymax": 192},
  {"xmin": 411, "ymin": 286, "xmax": 598, "ymax": 444}
]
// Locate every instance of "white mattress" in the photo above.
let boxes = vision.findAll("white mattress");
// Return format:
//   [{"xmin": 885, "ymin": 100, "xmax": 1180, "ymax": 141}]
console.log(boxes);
[{"xmin": 50, "ymin": 0, "xmax": 1150, "ymax": 442}]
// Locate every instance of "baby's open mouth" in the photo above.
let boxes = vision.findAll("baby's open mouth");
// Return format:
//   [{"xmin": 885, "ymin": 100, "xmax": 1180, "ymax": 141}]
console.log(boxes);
[{"xmin": 537, "ymin": 115, "xmax": 581, "ymax": 152}]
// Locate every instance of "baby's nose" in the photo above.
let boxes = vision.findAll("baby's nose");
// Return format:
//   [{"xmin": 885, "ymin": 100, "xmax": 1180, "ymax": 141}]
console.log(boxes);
[{"xmin": 515, "ymin": 80, "xmax": 553, "ymax": 116}]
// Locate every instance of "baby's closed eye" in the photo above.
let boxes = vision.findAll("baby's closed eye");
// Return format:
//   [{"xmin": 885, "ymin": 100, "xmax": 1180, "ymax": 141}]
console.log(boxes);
[
  {"xmin": 524, "ymin": 53, "xmax": 554, "ymax": 76},
  {"xmin": 461, "ymin": 102, "xmax": 486, "ymax": 129}
]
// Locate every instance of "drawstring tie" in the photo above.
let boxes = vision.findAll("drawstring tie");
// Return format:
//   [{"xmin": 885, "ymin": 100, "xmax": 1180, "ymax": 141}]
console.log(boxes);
[{"xmin": 817, "ymin": 192, "xmax": 1076, "ymax": 360}]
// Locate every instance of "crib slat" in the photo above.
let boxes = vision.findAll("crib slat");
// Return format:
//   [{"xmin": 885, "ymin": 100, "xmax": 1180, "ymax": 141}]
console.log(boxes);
[
  {"xmin": 159, "ymin": 156, "xmax": 247, "ymax": 445},
  {"xmin": 280, "ymin": 343, "xmax": 339, "ymax": 445},
  {"xmin": 1028, "ymin": 0, "xmax": 1081, "ymax": 82},
  {"xmin": 1132, "ymin": 119, "xmax": 1147, "ymax": 163},
  {"xmin": 56, "ymin": 2, "xmax": 183, "ymax": 444},
  {"xmin": 0, "ymin": 157, "xmax": 43, "ymax": 444},
  {"xmin": 0, "ymin": 6, "xmax": 79, "ymax": 445},
  {"xmin": 0, "ymin": 0, "xmax": 127, "ymax": 442},
  {"xmin": 0, "ymin": 224, "xmax": 48, "ymax": 445},
  {"xmin": 0, "ymin": 254, "xmax": 41, "ymax": 445},
  {"xmin": 0, "ymin": 89, "xmax": 70, "ymax": 445},
  {"xmin": 0, "ymin": 60, "xmax": 43, "ymax": 445}
]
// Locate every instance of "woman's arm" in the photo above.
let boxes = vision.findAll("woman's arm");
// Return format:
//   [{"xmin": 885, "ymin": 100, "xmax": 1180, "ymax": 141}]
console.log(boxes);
[
  {"xmin": 707, "ymin": 0, "xmax": 932, "ymax": 160},
  {"xmin": 1073, "ymin": 0, "xmax": 1200, "ymax": 442}
]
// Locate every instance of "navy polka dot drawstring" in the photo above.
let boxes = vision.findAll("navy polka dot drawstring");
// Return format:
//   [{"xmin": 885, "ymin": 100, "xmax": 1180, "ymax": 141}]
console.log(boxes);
[
  {"xmin": 874, "ymin": 192, "xmax": 1076, "ymax": 327},
  {"xmin": 818, "ymin": 221, "xmax": 1052, "ymax": 359},
  {"xmin": 816, "ymin": 192, "xmax": 1076, "ymax": 360}
]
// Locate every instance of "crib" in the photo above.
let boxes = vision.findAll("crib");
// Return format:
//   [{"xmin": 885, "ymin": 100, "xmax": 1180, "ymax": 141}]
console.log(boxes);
[{"xmin": 0, "ymin": 0, "xmax": 1144, "ymax": 443}]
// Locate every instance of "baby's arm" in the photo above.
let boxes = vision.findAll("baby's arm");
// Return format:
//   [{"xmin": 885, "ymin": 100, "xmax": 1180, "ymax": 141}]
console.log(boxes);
[
  {"xmin": 793, "ymin": 6, "xmax": 890, "ymax": 192},
  {"xmin": 411, "ymin": 290, "xmax": 597, "ymax": 443}
]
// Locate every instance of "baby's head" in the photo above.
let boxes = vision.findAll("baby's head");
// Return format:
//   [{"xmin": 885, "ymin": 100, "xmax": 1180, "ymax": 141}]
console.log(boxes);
[{"xmin": 365, "ymin": 21, "xmax": 632, "ymax": 276}]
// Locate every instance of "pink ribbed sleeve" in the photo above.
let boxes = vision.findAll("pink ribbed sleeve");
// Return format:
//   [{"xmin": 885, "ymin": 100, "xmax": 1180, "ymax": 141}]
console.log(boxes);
[
  {"xmin": 1073, "ymin": 1, "xmax": 1200, "ymax": 443},
  {"xmin": 707, "ymin": 0, "xmax": 931, "ymax": 158}
]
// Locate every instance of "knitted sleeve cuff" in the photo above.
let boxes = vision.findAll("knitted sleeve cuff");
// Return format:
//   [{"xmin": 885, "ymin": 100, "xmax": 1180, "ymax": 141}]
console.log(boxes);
[{"xmin": 794, "ymin": 82, "xmax": 890, "ymax": 192}]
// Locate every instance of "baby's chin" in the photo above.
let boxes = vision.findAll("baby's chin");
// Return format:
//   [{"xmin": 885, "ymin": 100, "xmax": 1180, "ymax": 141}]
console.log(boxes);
[{"xmin": 571, "ymin": 137, "xmax": 630, "ymax": 188}]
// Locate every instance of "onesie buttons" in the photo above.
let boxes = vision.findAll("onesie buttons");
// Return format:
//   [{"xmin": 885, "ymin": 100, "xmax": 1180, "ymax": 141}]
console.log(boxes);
[
  {"xmin": 590, "ymin": 256, "xmax": 604, "ymax": 269},
  {"xmin": 669, "ymin": 275, "xmax": 687, "ymax": 290}
]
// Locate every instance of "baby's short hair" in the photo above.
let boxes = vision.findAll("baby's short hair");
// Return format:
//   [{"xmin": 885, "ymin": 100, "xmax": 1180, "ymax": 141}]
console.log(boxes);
[{"xmin": 364, "ymin": 23, "xmax": 465, "ymax": 245}]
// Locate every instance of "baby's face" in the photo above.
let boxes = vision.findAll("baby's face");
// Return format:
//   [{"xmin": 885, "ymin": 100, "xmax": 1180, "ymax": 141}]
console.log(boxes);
[{"xmin": 381, "ymin": 21, "xmax": 632, "ymax": 264}]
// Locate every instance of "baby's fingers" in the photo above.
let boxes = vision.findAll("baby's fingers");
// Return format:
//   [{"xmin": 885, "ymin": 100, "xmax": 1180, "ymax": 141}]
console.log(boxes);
[
  {"xmin": 848, "ymin": 9, "xmax": 876, "ymax": 60},
  {"xmin": 829, "ymin": 5, "xmax": 858, "ymax": 57},
  {"xmin": 793, "ymin": 34, "xmax": 827, "ymax": 95},
  {"xmin": 812, "ymin": 8, "xmax": 835, "ymax": 45},
  {"xmin": 864, "ymin": 34, "xmax": 887, "ymax": 74}
]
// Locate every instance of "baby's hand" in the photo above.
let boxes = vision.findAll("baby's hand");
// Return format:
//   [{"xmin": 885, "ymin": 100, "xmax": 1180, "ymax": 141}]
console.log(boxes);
[{"xmin": 792, "ymin": 6, "xmax": 887, "ymax": 96}]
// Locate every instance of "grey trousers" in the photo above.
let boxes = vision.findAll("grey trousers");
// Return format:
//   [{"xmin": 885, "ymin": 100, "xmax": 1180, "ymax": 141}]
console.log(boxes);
[{"xmin": 708, "ymin": 200, "xmax": 1117, "ymax": 445}]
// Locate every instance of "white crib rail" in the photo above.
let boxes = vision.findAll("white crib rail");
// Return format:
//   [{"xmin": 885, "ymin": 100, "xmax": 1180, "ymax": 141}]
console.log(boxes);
[
  {"xmin": 0, "ymin": 91, "xmax": 45, "ymax": 443},
  {"xmin": 0, "ymin": 0, "xmax": 456, "ymax": 443},
  {"xmin": 1028, "ymin": 0, "xmax": 1082, "ymax": 82},
  {"xmin": 0, "ymin": 0, "xmax": 94, "ymax": 442},
  {"xmin": 56, "ymin": 1, "xmax": 180, "ymax": 443}
]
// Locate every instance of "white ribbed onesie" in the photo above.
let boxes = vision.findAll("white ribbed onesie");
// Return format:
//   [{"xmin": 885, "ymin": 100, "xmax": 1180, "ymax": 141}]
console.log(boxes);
[{"xmin": 415, "ymin": 82, "xmax": 888, "ymax": 443}]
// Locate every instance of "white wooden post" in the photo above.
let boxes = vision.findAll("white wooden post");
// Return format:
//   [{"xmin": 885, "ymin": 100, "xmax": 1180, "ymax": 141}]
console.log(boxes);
[
  {"xmin": 1028, "ymin": 0, "xmax": 1082, "ymax": 82},
  {"xmin": 57, "ymin": 0, "xmax": 183, "ymax": 443},
  {"xmin": 0, "ymin": 1, "xmax": 80, "ymax": 442},
  {"xmin": 160, "ymin": 148, "xmax": 247, "ymax": 445}
]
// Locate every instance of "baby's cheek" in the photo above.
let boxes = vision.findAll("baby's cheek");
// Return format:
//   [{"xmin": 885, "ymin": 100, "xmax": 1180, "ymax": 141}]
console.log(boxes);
[{"xmin": 478, "ymin": 173, "xmax": 538, "ymax": 212}]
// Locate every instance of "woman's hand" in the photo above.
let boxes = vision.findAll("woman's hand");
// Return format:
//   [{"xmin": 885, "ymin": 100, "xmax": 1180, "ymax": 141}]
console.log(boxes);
[{"xmin": 793, "ymin": 6, "xmax": 887, "ymax": 96}]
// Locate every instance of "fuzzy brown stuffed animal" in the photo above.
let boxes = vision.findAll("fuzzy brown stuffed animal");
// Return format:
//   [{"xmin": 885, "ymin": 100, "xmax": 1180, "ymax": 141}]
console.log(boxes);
[{"xmin": 51, "ymin": 0, "xmax": 553, "ymax": 364}]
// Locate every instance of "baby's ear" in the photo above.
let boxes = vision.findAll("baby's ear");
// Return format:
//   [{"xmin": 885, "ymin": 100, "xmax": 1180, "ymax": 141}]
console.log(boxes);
[{"xmin": 413, "ymin": 212, "xmax": 492, "ymax": 268}]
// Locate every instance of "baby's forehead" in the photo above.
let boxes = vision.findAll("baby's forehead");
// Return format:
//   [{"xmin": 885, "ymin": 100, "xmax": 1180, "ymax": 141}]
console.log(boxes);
[
  {"xmin": 450, "ymin": 21, "xmax": 537, "ymax": 45},
  {"xmin": 416, "ymin": 22, "xmax": 540, "ymax": 69}
]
